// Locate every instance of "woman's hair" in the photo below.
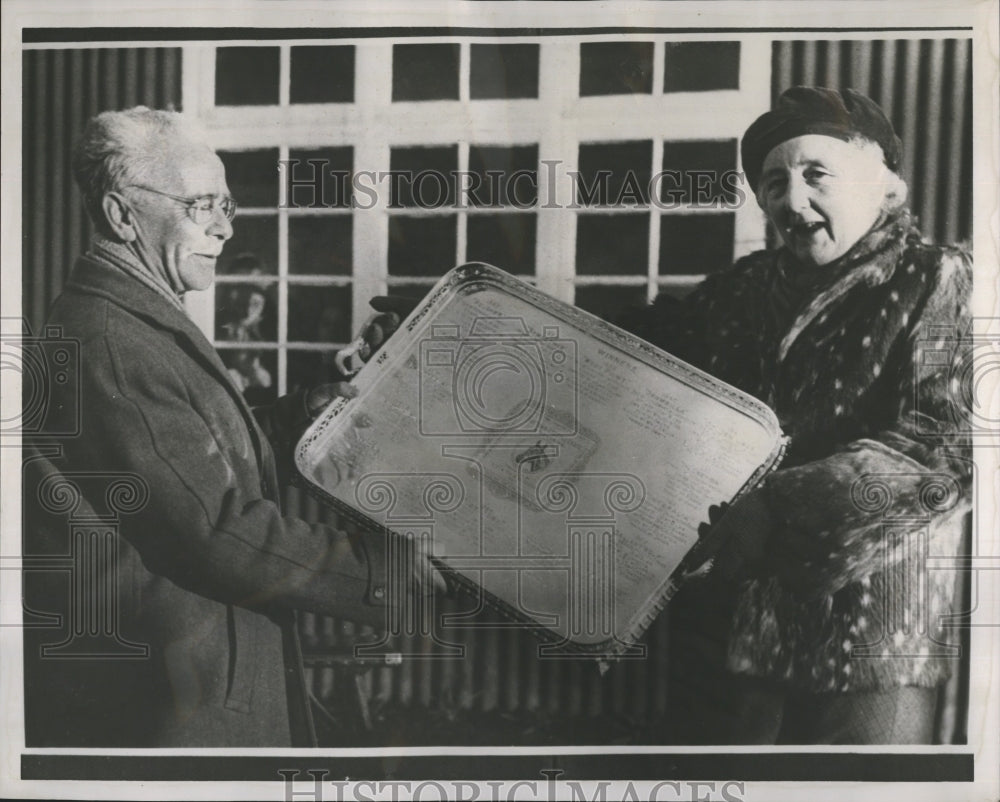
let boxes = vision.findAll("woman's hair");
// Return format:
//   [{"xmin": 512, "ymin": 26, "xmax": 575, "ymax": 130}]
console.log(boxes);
[{"xmin": 71, "ymin": 106, "xmax": 211, "ymax": 235}]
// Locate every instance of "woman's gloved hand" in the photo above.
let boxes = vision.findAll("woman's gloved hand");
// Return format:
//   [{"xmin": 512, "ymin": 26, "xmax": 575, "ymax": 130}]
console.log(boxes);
[
  {"xmin": 367, "ymin": 295, "xmax": 420, "ymax": 341},
  {"xmin": 687, "ymin": 491, "xmax": 774, "ymax": 582},
  {"xmin": 709, "ymin": 492, "xmax": 773, "ymax": 580},
  {"xmin": 334, "ymin": 295, "xmax": 422, "ymax": 377}
]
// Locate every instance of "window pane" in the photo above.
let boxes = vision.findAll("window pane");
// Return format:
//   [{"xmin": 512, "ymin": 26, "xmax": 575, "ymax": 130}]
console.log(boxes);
[
  {"xmin": 290, "ymin": 45, "xmax": 355, "ymax": 104},
  {"xmin": 470, "ymin": 44, "xmax": 539, "ymax": 99},
  {"xmin": 219, "ymin": 149, "xmax": 279, "ymax": 208},
  {"xmin": 393, "ymin": 44, "xmax": 459, "ymax": 101},
  {"xmin": 575, "ymin": 213, "xmax": 648, "ymax": 275},
  {"xmin": 467, "ymin": 213, "xmax": 536, "ymax": 275},
  {"xmin": 287, "ymin": 285, "xmax": 352, "ymax": 343},
  {"xmin": 289, "ymin": 216, "xmax": 352, "ymax": 275},
  {"xmin": 288, "ymin": 350, "xmax": 341, "ymax": 394},
  {"xmin": 467, "ymin": 145, "xmax": 538, "ymax": 207},
  {"xmin": 659, "ymin": 213, "xmax": 735, "ymax": 275},
  {"xmin": 580, "ymin": 42, "xmax": 654, "ymax": 96},
  {"xmin": 660, "ymin": 140, "xmax": 738, "ymax": 207},
  {"xmin": 216, "ymin": 282, "xmax": 277, "ymax": 342},
  {"xmin": 577, "ymin": 141, "xmax": 652, "ymax": 206},
  {"xmin": 215, "ymin": 47, "xmax": 279, "ymax": 106},
  {"xmin": 287, "ymin": 147, "xmax": 353, "ymax": 209},
  {"xmin": 664, "ymin": 42, "xmax": 741, "ymax": 92},
  {"xmin": 388, "ymin": 215, "xmax": 457, "ymax": 276},
  {"xmin": 217, "ymin": 216, "xmax": 278, "ymax": 275},
  {"xmin": 389, "ymin": 146, "xmax": 458, "ymax": 208},
  {"xmin": 219, "ymin": 348, "xmax": 277, "ymax": 406},
  {"xmin": 574, "ymin": 285, "xmax": 648, "ymax": 324}
]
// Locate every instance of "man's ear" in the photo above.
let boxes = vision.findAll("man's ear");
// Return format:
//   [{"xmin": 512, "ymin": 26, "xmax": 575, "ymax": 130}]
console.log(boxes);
[{"xmin": 102, "ymin": 192, "xmax": 138, "ymax": 242}]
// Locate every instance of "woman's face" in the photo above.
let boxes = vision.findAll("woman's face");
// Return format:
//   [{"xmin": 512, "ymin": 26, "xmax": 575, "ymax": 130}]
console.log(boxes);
[
  {"xmin": 756, "ymin": 135, "xmax": 899, "ymax": 267},
  {"xmin": 245, "ymin": 291, "xmax": 266, "ymax": 325}
]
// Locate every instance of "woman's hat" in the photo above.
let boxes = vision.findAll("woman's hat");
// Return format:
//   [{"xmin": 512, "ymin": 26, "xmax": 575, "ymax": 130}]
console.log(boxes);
[{"xmin": 741, "ymin": 86, "xmax": 902, "ymax": 192}]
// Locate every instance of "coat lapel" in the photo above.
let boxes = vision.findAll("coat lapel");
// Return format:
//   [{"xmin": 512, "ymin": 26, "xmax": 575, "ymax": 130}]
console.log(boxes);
[{"xmin": 66, "ymin": 256, "xmax": 269, "ymax": 471}]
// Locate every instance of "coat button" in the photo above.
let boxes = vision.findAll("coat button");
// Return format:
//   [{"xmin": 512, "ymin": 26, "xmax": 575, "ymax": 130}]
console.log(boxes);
[{"xmin": 372, "ymin": 586, "xmax": 385, "ymax": 600}]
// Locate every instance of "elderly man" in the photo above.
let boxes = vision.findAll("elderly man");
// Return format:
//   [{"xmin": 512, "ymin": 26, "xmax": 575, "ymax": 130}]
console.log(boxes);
[
  {"xmin": 25, "ymin": 107, "xmax": 421, "ymax": 747},
  {"xmin": 623, "ymin": 87, "xmax": 972, "ymax": 744}
]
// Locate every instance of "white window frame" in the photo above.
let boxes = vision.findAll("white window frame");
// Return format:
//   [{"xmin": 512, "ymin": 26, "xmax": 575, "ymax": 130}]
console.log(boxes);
[{"xmin": 182, "ymin": 35, "xmax": 770, "ymax": 395}]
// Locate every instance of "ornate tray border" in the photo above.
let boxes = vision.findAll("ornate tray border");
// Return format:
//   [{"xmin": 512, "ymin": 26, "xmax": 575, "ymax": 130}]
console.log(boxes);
[{"xmin": 295, "ymin": 263, "xmax": 787, "ymax": 658}]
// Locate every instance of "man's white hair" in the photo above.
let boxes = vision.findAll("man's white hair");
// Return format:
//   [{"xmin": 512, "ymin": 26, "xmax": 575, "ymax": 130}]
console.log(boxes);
[{"xmin": 72, "ymin": 106, "xmax": 214, "ymax": 235}]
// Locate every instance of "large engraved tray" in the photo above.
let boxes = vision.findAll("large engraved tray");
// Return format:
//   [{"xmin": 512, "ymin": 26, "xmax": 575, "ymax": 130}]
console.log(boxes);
[{"xmin": 295, "ymin": 263, "xmax": 785, "ymax": 657}]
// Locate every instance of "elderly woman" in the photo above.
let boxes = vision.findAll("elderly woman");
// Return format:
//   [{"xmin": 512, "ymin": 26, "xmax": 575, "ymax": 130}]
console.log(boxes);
[{"xmin": 624, "ymin": 87, "xmax": 972, "ymax": 744}]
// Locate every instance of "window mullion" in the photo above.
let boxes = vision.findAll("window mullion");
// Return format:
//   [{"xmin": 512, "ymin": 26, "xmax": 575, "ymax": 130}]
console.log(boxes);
[
  {"xmin": 279, "ymin": 45, "xmax": 291, "ymax": 107},
  {"xmin": 648, "ymin": 137, "xmax": 665, "ymax": 303},
  {"xmin": 457, "ymin": 43, "xmax": 470, "ymax": 268},
  {"xmin": 457, "ymin": 141, "xmax": 468, "ymax": 266},
  {"xmin": 647, "ymin": 41, "xmax": 665, "ymax": 303},
  {"xmin": 352, "ymin": 41, "xmax": 394, "ymax": 324},
  {"xmin": 535, "ymin": 40, "xmax": 579, "ymax": 304},
  {"xmin": 277, "ymin": 143, "xmax": 289, "ymax": 396},
  {"xmin": 733, "ymin": 37, "xmax": 771, "ymax": 258}
]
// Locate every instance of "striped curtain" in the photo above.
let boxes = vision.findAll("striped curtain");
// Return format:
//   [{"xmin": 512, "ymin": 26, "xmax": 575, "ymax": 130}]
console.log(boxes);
[
  {"xmin": 21, "ymin": 48, "xmax": 182, "ymax": 332},
  {"xmin": 772, "ymin": 39, "xmax": 973, "ymax": 246}
]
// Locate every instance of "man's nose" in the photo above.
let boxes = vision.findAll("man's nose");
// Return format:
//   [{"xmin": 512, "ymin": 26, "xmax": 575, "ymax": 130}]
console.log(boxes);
[{"xmin": 207, "ymin": 207, "xmax": 234, "ymax": 241}]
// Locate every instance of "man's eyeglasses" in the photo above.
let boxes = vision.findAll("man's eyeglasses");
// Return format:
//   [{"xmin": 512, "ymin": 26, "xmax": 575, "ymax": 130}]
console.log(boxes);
[{"xmin": 126, "ymin": 185, "xmax": 238, "ymax": 225}]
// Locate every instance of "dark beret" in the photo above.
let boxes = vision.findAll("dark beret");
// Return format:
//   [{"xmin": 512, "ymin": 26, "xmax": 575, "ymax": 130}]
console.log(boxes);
[{"xmin": 741, "ymin": 86, "xmax": 902, "ymax": 192}]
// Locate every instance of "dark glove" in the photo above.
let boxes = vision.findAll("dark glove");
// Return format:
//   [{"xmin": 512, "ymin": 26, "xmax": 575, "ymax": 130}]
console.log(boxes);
[
  {"xmin": 333, "ymin": 295, "xmax": 422, "ymax": 377},
  {"xmin": 364, "ymin": 294, "xmax": 421, "ymax": 349},
  {"xmin": 710, "ymin": 492, "xmax": 773, "ymax": 580},
  {"xmin": 686, "ymin": 492, "xmax": 773, "ymax": 582}
]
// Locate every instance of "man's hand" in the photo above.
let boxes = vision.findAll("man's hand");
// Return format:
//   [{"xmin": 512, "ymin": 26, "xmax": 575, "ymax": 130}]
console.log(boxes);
[{"xmin": 408, "ymin": 535, "xmax": 448, "ymax": 596}]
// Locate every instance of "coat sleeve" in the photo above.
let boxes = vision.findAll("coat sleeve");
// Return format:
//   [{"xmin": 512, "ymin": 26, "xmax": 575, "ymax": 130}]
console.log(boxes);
[
  {"xmin": 758, "ymin": 251, "xmax": 973, "ymax": 596},
  {"xmin": 72, "ymin": 323, "xmax": 392, "ymax": 625}
]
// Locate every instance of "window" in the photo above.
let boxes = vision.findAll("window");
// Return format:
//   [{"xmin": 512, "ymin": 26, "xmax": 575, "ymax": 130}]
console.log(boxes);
[
  {"xmin": 183, "ymin": 38, "xmax": 768, "ymax": 395},
  {"xmin": 579, "ymin": 42, "xmax": 654, "ymax": 96}
]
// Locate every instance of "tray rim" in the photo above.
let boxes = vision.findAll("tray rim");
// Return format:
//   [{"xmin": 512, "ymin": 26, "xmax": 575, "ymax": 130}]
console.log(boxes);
[{"xmin": 294, "ymin": 262, "xmax": 787, "ymax": 657}]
